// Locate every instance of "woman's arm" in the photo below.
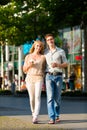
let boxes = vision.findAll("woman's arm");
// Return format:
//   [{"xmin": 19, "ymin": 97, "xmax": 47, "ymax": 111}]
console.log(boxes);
[{"xmin": 23, "ymin": 55, "xmax": 34, "ymax": 73}]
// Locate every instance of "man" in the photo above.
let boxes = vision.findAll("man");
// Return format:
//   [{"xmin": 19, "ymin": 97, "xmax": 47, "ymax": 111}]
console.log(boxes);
[{"xmin": 44, "ymin": 34, "xmax": 68, "ymax": 124}]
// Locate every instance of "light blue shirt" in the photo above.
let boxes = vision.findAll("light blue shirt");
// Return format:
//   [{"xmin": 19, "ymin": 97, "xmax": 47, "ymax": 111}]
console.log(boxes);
[{"xmin": 44, "ymin": 46, "xmax": 68, "ymax": 73}]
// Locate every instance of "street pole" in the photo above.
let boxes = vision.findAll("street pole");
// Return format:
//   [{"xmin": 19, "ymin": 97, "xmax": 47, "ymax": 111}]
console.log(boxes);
[
  {"xmin": 1, "ymin": 43, "xmax": 4, "ymax": 89},
  {"xmin": 5, "ymin": 41, "xmax": 9, "ymax": 81},
  {"xmin": 18, "ymin": 46, "xmax": 22, "ymax": 91},
  {"xmin": 81, "ymin": 15, "xmax": 87, "ymax": 92},
  {"xmin": 81, "ymin": 28, "xmax": 85, "ymax": 92},
  {"xmin": 84, "ymin": 26, "xmax": 87, "ymax": 92}
]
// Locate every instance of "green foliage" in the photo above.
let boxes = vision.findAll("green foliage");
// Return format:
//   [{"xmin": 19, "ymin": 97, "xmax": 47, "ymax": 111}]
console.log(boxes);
[
  {"xmin": 62, "ymin": 90, "xmax": 87, "ymax": 97},
  {"xmin": 0, "ymin": 0, "xmax": 52, "ymax": 45},
  {"xmin": 0, "ymin": 0, "xmax": 11, "ymax": 5},
  {"xmin": 0, "ymin": 0, "xmax": 87, "ymax": 45},
  {"xmin": 0, "ymin": 89, "xmax": 87, "ymax": 97},
  {"xmin": 55, "ymin": 36, "xmax": 63, "ymax": 47},
  {"xmin": 0, "ymin": 89, "xmax": 12, "ymax": 95}
]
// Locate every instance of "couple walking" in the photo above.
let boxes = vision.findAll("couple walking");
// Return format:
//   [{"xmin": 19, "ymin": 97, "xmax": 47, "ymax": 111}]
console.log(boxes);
[{"xmin": 23, "ymin": 33, "xmax": 68, "ymax": 124}]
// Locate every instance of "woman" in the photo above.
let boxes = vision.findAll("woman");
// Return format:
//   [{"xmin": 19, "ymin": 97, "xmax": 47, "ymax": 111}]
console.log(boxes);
[{"xmin": 23, "ymin": 40, "xmax": 46, "ymax": 124}]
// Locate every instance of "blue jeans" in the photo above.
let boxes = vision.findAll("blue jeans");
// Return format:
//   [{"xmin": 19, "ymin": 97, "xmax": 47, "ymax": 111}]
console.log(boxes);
[{"xmin": 45, "ymin": 73, "xmax": 63, "ymax": 121}]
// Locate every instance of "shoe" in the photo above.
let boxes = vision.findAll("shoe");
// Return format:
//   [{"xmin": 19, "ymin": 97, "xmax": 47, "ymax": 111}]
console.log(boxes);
[
  {"xmin": 32, "ymin": 117, "xmax": 38, "ymax": 124},
  {"xmin": 55, "ymin": 117, "xmax": 60, "ymax": 123},
  {"xmin": 48, "ymin": 119, "xmax": 55, "ymax": 124}
]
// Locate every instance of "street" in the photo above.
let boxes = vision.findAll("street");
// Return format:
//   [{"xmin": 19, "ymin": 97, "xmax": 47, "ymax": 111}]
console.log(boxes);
[
  {"xmin": 0, "ymin": 95, "xmax": 87, "ymax": 115},
  {"xmin": 0, "ymin": 95, "xmax": 87, "ymax": 130}
]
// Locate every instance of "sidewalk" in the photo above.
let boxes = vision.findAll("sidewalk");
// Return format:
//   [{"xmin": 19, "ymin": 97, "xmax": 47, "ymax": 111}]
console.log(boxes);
[
  {"xmin": 0, "ymin": 114, "xmax": 87, "ymax": 130},
  {"xmin": 0, "ymin": 95, "xmax": 87, "ymax": 130}
]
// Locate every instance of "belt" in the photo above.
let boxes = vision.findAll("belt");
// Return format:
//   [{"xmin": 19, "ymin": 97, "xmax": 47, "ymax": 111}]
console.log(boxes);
[{"xmin": 46, "ymin": 72, "xmax": 62, "ymax": 76}]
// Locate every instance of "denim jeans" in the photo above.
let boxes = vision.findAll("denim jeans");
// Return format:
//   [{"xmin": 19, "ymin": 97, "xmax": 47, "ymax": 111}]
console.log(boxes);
[{"xmin": 45, "ymin": 73, "xmax": 63, "ymax": 121}]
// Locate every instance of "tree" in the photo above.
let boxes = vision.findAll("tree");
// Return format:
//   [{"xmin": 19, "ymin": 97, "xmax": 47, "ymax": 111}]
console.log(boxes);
[
  {"xmin": 0, "ymin": 0, "xmax": 87, "ymax": 46},
  {"xmin": 0, "ymin": 0, "xmax": 11, "ymax": 5},
  {"xmin": 0, "ymin": 1, "xmax": 25, "ymax": 45},
  {"xmin": 41, "ymin": 0, "xmax": 87, "ymax": 28},
  {"xmin": 0, "ymin": 0, "xmax": 53, "ymax": 46}
]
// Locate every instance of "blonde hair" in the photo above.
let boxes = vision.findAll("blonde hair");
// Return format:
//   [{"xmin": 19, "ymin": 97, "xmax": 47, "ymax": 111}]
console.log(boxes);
[{"xmin": 29, "ymin": 40, "xmax": 44, "ymax": 54}]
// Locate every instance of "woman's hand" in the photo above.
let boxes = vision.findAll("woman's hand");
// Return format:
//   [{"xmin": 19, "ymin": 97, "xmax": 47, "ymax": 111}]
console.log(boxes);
[
  {"xmin": 23, "ymin": 60, "xmax": 34, "ymax": 73},
  {"xmin": 28, "ymin": 60, "xmax": 34, "ymax": 67}
]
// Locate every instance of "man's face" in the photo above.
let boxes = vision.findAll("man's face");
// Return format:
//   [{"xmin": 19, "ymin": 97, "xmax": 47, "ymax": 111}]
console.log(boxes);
[{"xmin": 46, "ymin": 36, "xmax": 54, "ymax": 46}]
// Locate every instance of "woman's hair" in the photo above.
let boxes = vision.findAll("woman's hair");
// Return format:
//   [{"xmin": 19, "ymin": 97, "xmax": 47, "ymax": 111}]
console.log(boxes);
[{"xmin": 29, "ymin": 40, "xmax": 44, "ymax": 54}]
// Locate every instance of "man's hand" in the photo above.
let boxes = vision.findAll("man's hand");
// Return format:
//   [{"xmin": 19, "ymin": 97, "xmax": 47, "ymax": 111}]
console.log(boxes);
[{"xmin": 51, "ymin": 62, "xmax": 60, "ymax": 68}]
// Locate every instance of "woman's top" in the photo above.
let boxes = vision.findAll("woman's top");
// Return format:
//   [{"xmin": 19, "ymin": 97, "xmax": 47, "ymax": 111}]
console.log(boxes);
[{"xmin": 23, "ymin": 54, "xmax": 46, "ymax": 83}]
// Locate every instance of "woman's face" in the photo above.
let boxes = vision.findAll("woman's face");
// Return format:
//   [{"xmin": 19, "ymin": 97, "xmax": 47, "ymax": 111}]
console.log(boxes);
[{"xmin": 34, "ymin": 42, "xmax": 42, "ymax": 53}]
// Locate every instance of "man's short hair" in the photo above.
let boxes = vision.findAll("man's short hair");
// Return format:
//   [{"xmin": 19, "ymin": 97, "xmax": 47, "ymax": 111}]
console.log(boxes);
[{"xmin": 45, "ymin": 34, "xmax": 54, "ymax": 39}]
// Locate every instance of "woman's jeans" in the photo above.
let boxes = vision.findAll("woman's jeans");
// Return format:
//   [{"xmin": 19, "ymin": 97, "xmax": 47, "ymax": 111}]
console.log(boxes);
[{"xmin": 45, "ymin": 73, "xmax": 63, "ymax": 121}]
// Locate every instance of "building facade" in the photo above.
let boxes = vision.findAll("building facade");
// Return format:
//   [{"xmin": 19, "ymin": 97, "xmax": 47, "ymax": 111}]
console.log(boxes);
[{"xmin": 0, "ymin": 26, "xmax": 87, "ymax": 92}]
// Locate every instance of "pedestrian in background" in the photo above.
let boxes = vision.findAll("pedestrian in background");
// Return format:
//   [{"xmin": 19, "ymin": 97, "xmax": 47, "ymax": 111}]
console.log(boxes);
[
  {"xmin": 44, "ymin": 33, "xmax": 68, "ymax": 124},
  {"xmin": 23, "ymin": 40, "xmax": 46, "ymax": 124},
  {"xmin": 69, "ymin": 72, "xmax": 76, "ymax": 91},
  {"xmin": 4, "ymin": 76, "xmax": 8, "ymax": 89}
]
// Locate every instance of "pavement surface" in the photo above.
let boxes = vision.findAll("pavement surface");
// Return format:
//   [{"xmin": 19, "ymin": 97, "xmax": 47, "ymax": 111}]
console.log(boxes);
[{"xmin": 0, "ymin": 95, "xmax": 87, "ymax": 130}]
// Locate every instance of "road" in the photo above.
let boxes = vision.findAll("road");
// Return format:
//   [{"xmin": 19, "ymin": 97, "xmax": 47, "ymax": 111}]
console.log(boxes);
[{"xmin": 0, "ymin": 95, "xmax": 87, "ymax": 130}]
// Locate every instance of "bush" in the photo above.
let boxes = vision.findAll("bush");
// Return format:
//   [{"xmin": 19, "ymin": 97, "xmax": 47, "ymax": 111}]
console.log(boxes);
[
  {"xmin": 0, "ymin": 89, "xmax": 12, "ymax": 95},
  {"xmin": 62, "ymin": 90, "xmax": 87, "ymax": 97}
]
